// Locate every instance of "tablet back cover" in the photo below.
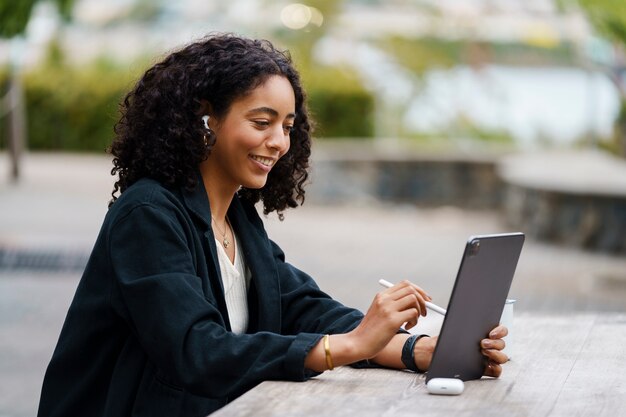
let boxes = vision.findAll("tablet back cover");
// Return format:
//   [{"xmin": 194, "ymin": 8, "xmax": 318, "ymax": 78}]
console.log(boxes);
[{"xmin": 426, "ymin": 233, "xmax": 524, "ymax": 382}]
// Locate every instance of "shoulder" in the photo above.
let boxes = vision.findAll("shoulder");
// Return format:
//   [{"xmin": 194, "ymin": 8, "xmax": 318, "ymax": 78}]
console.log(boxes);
[{"xmin": 106, "ymin": 179, "xmax": 186, "ymax": 226}]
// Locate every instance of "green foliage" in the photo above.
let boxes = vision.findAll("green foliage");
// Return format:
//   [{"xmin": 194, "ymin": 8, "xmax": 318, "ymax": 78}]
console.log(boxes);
[
  {"xmin": 22, "ymin": 61, "xmax": 135, "ymax": 151},
  {"xmin": 2, "ymin": 58, "xmax": 374, "ymax": 152},
  {"xmin": 574, "ymin": 0, "xmax": 626, "ymax": 155},
  {"xmin": 577, "ymin": 0, "xmax": 626, "ymax": 45},
  {"xmin": 0, "ymin": 0, "xmax": 37, "ymax": 38},
  {"xmin": 55, "ymin": 0, "xmax": 75, "ymax": 20},
  {"xmin": 378, "ymin": 36, "xmax": 460, "ymax": 74},
  {"xmin": 303, "ymin": 67, "xmax": 375, "ymax": 138},
  {"xmin": 308, "ymin": 88, "xmax": 375, "ymax": 138},
  {"xmin": 489, "ymin": 41, "xmax": 578, "ymax": 66},
  {"xmin": 0, "ymin": 0, "xmax": 74, "ymax": 38},
  {"xmin": 380, "ymin": 36, "xmax": 578, "ymax": 73}
]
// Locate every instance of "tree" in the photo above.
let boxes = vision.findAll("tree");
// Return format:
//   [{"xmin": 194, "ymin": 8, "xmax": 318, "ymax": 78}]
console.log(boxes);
[
  {"xmin": 575, "ymin": 0, "xmax": 626, "ymax": 155},
  {"xmin": 0, "ymin": 0, "xmax": 73, "ymax": 37}
]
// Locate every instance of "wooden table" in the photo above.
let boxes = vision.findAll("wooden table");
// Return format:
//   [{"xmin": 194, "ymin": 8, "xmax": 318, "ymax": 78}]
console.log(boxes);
[{"xmin": 212, "ymin": 314, "xmax": 626, "ymax": 417}]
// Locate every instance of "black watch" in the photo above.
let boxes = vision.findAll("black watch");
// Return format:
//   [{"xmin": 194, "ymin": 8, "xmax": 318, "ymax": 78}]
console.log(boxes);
[{"xmin": 401, "ymin": 334, "xmax": 429, "ymax": 373}]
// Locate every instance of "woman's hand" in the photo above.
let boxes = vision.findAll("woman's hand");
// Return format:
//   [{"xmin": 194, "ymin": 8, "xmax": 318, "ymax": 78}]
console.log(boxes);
[
  {"xmin": 413, "ymin": 325, "xmax": 509, "ymax": 376},
  {"xmin": 350, "ymin": 280, "xmax": 431, "ymax": 359},
  {"xmin": 481, "ymin": 324, "xmax": 508, "ymax": 377}
]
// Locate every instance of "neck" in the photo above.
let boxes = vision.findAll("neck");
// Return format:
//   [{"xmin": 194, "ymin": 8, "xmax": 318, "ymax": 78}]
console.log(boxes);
[{"xmin": 199, "ymin": 163, "xmax": 238, "ymax": 222}]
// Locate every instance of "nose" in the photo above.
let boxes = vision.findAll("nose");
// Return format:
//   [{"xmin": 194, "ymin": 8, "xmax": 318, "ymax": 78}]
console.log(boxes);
[{"xmin": 266, "ymin": 126, "xmax": 290, "ymax": 155}]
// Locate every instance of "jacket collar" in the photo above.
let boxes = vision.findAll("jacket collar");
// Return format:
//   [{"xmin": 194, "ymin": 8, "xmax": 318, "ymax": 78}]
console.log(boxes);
[{"xmin": 181, "ymin": 171, "xmax": 212, "ymax": 228}]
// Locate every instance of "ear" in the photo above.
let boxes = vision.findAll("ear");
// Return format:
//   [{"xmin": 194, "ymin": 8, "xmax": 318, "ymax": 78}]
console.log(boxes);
[
  {"xmin": 197, "ymin": 99, "xmax": 216, "ymax": 130},
  {"xmin": 197, "ymin": 99, "xmax": 213, "ymax": 116}
]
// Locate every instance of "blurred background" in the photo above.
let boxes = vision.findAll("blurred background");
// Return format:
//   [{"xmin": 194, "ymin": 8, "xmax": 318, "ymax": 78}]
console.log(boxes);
[{"xmin": 1, "ymin": 1, "xmax": 626, "ymax": 416}]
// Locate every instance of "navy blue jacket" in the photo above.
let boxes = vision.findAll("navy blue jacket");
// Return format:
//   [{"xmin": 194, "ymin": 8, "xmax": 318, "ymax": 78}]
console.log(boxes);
[{"xmin": 37, "ymin": 177, "xmax": 364, "ymax": 416}]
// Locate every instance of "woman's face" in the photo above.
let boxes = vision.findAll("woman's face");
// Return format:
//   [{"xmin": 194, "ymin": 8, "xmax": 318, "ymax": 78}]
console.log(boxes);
[{"xmin": 203, "ymin": 75, "xmax": 295, "ymax": 191}]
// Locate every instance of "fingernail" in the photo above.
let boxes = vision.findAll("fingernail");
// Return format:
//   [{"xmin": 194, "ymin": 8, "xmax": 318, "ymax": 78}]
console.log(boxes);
[
  {"xmin": 483, "ymin": 340, "xmax": 493, "ymax": 348},
  {"xmin": 489, "ymin": 329, "xmax": 498, "ymax": 338}
]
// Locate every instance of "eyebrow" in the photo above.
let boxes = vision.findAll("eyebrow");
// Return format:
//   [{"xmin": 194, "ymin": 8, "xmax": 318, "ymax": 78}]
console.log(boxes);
[{"xmin": 246, "ymin": 107, "xmax": 296, "ymax": 119}]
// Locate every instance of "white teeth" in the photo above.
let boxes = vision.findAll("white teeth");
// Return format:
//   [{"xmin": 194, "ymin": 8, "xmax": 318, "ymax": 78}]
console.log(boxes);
[{"xmin": 251, "ymin": 155, "xmax": 274, "ymax": 167}]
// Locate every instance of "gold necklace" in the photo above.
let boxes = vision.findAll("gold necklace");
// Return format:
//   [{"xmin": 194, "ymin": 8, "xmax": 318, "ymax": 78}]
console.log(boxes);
[{"xmin": 211, "ymin": 216, "xmax": 231, "ymax": 249}]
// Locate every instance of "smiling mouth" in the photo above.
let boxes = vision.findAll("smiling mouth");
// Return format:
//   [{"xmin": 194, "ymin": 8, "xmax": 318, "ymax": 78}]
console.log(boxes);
[{"xmin": 250, "ymin": 155, "xmax": 276, "ymax": 167}]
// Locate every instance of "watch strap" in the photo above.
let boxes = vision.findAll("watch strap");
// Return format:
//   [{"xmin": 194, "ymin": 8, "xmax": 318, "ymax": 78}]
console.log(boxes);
[{"xmin": 401, "ymin": 334, "xmax": 429, "ymax": 372}]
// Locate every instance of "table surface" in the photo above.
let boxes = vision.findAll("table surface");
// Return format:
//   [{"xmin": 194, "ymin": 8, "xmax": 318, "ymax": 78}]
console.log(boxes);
[{"xmin": 211, "ymin": 313, "xmax": 626, "ymax": 417}]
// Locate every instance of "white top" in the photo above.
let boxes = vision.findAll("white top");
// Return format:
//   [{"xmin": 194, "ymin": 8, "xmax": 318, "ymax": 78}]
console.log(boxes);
[{"xmin": 215, "ymin": 234, "xmax": 250, "ymax": 334}]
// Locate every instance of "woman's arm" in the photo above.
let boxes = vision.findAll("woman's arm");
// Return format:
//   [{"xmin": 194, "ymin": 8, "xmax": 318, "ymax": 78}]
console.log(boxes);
[{"xmin": 303, "ymin": 280, "xmax": 430, "ymax": 371}]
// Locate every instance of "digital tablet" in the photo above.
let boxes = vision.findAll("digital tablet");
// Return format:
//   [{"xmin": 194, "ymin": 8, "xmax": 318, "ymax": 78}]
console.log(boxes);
[{"xmin": 425, "ymin": 232, "xmax": 524, "ymax": 382}]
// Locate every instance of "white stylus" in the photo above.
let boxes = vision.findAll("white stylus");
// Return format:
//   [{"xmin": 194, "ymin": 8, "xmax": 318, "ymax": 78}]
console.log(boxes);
[{"xmin": 378, "ymin": 279, "xmax": 447, "ymax": 316}]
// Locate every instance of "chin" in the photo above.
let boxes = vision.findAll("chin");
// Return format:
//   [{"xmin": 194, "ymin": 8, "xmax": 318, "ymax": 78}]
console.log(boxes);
[{"xmin": 242, "ymin": 178, "xmax": 269, "ymax": 190}]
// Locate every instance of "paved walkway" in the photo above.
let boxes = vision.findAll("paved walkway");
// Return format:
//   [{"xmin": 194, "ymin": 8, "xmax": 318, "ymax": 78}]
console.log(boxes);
[{"xmin": 1, "ymin": 152, "xmax": 626, "ymax": 417}]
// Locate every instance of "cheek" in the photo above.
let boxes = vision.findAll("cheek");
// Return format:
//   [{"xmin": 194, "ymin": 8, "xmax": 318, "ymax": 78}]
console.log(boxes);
[
  {"xmin": 222, "ymin": 129, "xmax": 259, "ymax": 154},
  {"xmin": 283, "ymin": 140, "xmax": 291, "ymax": 157},
  {"xmin": 281, "ymin": 136, "xmax": 292, "ymax": 157}
]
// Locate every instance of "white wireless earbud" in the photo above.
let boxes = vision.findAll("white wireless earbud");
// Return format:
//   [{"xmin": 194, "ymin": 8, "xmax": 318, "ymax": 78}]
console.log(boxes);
[{"xmin": 202, "ymin": 115, "xmax": 210, "ymax": 130}]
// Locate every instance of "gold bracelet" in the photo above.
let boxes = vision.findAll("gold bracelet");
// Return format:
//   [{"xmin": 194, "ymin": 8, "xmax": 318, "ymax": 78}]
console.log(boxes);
[{"xmin": 323, "ymin": 334, "xmax": 334, "ymax": 370}]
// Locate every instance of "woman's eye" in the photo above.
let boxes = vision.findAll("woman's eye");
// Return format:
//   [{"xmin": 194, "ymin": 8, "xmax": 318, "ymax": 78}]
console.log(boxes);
[
  {"xmin": 253, "ymin": 120, "xmax": 270, "ymax": 128},
  {"xmin": 284, "ymin": 125, "xmax": 294, "ymax": 134}
]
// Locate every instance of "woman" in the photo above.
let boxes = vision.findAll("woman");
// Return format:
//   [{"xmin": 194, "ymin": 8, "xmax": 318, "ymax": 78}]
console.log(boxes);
[{"xmin": 37, "ymin": 34, "xmax": 508, "ymax": 416}]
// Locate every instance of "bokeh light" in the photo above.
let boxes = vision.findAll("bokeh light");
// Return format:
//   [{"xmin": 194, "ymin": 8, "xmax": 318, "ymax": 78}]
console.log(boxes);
[{"xmin": 281, "ymin": 3, "xmax": 323, "ymax": 30}]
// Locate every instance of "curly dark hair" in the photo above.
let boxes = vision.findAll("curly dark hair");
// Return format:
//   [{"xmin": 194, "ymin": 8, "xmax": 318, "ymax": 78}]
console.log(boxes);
[{"xmin": 109, "ymin": 33, "xmax": 312, "ymax": 217}]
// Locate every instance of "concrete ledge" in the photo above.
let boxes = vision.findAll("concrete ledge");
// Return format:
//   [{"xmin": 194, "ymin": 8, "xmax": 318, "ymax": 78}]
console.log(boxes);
[
  {"xmin": 499, "ymin": 151, "xmax": 626, "ymax": 254},
  {"xmin": 498, "ymin": 151, "xmax": 626, "ymax": 198},
  {"xmin": 308, "ymin": 141, "xmax": 505, "ymax": 208}
]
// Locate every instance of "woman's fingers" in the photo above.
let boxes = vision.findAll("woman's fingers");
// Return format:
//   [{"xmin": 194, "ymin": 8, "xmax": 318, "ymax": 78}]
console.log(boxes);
[
  {"xmin": 396, "ymin": 293, "xmax": 425, "ymax": 317},
  {"xmin": 354, "ymin": 289, "xmax": 424, "ymax": 357},
  {"xmin": 398, "ymin": 308, "xmax": 420, "ymax": 330},
  {"xmin": 390, "ymin": 280, "xmax": 432, "ymax": 301},
  {"xmin": 481, "ymin": 335, "xmax": 509, "ymax": 364},
  {"xmin": 368, "ymin": 291, "xmax": 421, "ymax": 329},
  {"xmin": 481, "ymin": 326, "xmax": 509, "ymax": 377},
  {"xmin": 384, "ymin": 284, "xmax": 428, "ymax": 317},
  {"xmin": 355, "ymin": 280, "xmax": 433, "ymax": 356},
  {"xmin": 481, "ymin": 338, "xmax": 505, "ymax": 351},
  {"xmin": 489, "ymin": 325, "xmax": 508, "ymax": 339},
  {"xmin": 484, "ymin": 361, "xmax": 502, "ymax": 378},
  {"xmin": 383, "ymin": 280, "xmax": 431, "ymax": 300},
  {"xmin": 481, "ymin": 348, "xmax": 509, "ymax": 364},
  {"xmin": 377, "ymin": 295, "xmax": 422, "ymax": 330}
]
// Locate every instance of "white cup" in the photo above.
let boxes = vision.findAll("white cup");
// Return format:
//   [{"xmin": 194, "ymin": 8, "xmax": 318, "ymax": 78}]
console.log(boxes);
[{"xmin": 499, "ymin": 299, "xmax": 515, "ymax": 360}]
